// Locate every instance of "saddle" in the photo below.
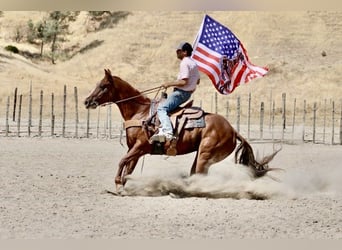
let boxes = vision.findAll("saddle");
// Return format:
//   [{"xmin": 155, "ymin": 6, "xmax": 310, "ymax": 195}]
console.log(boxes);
[
  {"xmin": 144, "ymin": 99, "xmax": 206, "ymax": 155},
  {"xmin": 170, "ymin": 106, "xmax": 205, "ymax": 133}
]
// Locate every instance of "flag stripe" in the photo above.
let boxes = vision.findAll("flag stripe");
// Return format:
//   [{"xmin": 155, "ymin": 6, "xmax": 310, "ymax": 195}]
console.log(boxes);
[
  {"xmin": 192, "ymin": 54, "xmax": 221, "ymax": 80},
  {"xmin": 197, "ymin": 66, "xmax": 218, "ymax": 89},
  {"xmin": 192, "ymin": 44, "xmax": 222, "ymax": 87},
  {"xmin": 233, "ymin": 63, "xmax": 246, "ymax": 87},
  {"xmin": 194, "ymin": 45, "xmax": 221, "ymax": 63}
]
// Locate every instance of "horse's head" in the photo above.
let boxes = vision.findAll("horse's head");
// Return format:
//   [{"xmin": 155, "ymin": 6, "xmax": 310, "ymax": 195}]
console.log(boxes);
[{"xmin": 84, "ymin": 69, "xmax": 115, "ymax": 109}]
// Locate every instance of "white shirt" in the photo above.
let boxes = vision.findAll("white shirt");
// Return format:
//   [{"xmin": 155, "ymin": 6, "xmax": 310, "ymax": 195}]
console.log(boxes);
[{"xmin": 177, "ymin": 57, "xmax": 200, "ymax": 92}]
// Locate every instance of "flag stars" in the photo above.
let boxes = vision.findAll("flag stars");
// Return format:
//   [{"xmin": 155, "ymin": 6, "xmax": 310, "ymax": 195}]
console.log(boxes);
[{"xmin": 199, "ymin": 16, "xmax": 241, "ymax": 56}]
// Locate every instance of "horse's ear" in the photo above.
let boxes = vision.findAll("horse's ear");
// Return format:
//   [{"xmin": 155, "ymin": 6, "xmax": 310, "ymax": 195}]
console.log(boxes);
[{"xmin": 104, "ymin": 69, "xmax": 112, "ymax": 78}]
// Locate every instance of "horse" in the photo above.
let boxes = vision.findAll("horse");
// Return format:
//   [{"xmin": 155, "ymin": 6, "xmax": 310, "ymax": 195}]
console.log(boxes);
[{"xmin": 84, "ymin": 69, "xmax": 281, "ymax": 191}]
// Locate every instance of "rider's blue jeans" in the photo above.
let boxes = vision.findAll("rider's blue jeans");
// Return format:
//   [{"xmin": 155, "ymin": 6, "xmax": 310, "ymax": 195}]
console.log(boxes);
[{"xmin": 157, "ymin": 88, "xmax": 192, "ymax": 134}]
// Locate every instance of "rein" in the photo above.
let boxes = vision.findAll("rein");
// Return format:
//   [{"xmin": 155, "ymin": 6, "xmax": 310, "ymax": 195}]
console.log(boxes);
[{"xmin": 101, "ymin": 86, "xmax": 163, "ymax": 106}]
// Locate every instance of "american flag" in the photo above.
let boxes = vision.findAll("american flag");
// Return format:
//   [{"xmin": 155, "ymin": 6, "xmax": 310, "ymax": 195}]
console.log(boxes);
[{"xmin": 192, "ymin": 15, "xmax": 268, "ymax": 94}]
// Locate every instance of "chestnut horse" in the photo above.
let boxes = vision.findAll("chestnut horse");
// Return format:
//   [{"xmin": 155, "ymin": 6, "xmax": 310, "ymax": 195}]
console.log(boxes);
[{"xmin": 85, "ymin": 69, "xmax": 280, "ymax": 190}]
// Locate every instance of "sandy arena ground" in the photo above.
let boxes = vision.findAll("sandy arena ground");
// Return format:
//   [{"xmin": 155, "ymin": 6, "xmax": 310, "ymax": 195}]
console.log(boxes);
[
  {"xmin": 0, "ymin": 11, "xmax": 341, "ymax": 244},
  {"xmin": 0, "ymin": 137, "xmax": 341, "ymax": 239}
]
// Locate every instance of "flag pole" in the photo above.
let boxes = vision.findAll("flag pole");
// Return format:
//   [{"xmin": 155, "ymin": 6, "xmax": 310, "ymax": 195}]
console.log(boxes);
[{"xmin": 192, "ymin": 14, "xmax": 206, "ymax": 50}]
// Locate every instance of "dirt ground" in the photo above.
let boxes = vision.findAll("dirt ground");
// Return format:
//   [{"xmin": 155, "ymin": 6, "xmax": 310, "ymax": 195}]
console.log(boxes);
[{"xmin": 0, "ymin": 137, "xmax": 341, "ymax": 239}]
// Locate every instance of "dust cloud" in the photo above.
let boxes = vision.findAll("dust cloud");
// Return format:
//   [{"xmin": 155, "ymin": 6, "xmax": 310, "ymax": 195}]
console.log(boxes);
[{"xmin": 121, "ymin": 161, "xmax": 342, "ymax": 199}]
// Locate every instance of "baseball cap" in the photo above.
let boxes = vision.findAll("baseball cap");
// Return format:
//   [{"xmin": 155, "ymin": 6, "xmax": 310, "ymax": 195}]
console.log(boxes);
[{"xmin": 176, "ymin": 42, "xmax": 193, "ymax": 54}]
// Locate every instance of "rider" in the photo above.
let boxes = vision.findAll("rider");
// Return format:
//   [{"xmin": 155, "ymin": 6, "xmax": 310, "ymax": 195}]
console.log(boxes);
[{"xmin": 151, "ymin": 42, "xmax": 200, "ymax": 141}]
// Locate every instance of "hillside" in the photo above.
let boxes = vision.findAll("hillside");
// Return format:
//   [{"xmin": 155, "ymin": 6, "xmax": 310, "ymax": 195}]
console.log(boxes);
[{"xmin": 0, "ymin": 11, "xmax": 341, "ymax": 115}]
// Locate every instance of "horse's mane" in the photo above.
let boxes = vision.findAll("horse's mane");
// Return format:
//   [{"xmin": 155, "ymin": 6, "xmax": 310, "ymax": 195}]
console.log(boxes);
[{"xmin": 113, "ymin": 75, "xmax": 151, "ymax": 104}]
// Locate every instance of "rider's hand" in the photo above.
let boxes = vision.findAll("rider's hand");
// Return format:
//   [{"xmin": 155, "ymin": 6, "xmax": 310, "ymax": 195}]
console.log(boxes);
[{"xmin": 161, "ymin": 82, "xmax": 170, "ymax": 89}]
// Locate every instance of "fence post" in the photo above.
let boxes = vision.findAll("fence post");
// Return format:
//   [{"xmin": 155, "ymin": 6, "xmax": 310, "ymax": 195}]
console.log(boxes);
[
  {"xmin": 13, "ymin": 87, "xmax": 17, "ymax": 122},
  {"xmin": 108, "ymin": 105, "xmax": 112, "ymax": 139},
  {"xmin": 74, "ymin": 86, "xmax": 79, "ymax": 138},
  {"xmin": 214, "ymin": 92, "xmax": 218, "ymax": 114},
  {"xmin": 292, "ymin": 98, "xmax": 296, "ymax": 141},
  {"xmin": 28, "ymin": 83, "xmax": 32, "ymax": 136},
  {"xmin": 269, "ymin": 88, "xmax": 272, "ymax": 130},
  {"xmin": 247, "ymin": 93, "xmax": 251, "ymax": 140},
  {"xmin": 6, "ymin": 96, "xmax": 10, "ymax": 136},
  {"xmin": 97, "ymin": 108, "xmax": 100, "ymax": 138},
  {"xmin": 62, "ymin": 85, "xmax": 67, "ymax": 137},
  {"xmin": 38, "ymin": 90, "xmax": 43, "ymax": 137},
  {"xmin": 17, "ymin": 95, "xmax": 22, "ymax": 137},
  {"xmin": 323, "ymin": 99, "xmax": 327, "ymax": 144},
  {"xmin": 282, "ymin": 93, "xmax": 286, "ymax": 141},
  {"xmin": 260, "ymin": 102, "xmax": 264, "ymax": 140},
  {"xmin": 302, "ymin": 100, "xmax": 306, "ymax": 142},
  {"xmin": 313, "ymin": 102, "xmax": 317, "ymax": 143},
  {"xmin": 332, "ymin": 101, "xmax": 335, "ymax": 144},
  {"xmin": 104, "ymin": 106, "xmax": 109, "ymax": 137},
  {"xmin": 86, "ymin": 108, "xmax": 90, "ymax": 138},
  {"xmin": 340, "ymin": 99, "xmax": 342, "ymax": 145},
  {"xmin": 271, "ymin": 100, "xmax": 275, "ymax": 141},
  {"xmin": 51, "ymin": 93, "xmax": 55, "ymax": 136},
  {"xmin": 225, "ymin": 100, "xmax": 229, "ymax": 120},
  {"xmin": 236, "ymin": 96, "xmax": 240, "ymax": 132}
]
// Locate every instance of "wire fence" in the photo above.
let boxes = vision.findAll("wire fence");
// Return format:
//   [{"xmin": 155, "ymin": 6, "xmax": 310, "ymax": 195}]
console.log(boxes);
[{"xmin": 1, "ymin": 85, "xmax": 342, "ymax": 145}]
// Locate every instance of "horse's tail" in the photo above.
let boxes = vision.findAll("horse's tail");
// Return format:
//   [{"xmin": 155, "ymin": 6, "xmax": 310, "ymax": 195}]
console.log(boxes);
[{"xmin": 235, "ymin": 132, "xmax": 271, "ymax": 178}]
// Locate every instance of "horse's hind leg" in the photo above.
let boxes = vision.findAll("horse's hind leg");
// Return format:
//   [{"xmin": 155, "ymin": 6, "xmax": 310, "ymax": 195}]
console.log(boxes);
[
  {"xmin": 189, "ymin": 150, "xmax": 213, "ymax": 176},
  {"xmin": 194, "ymin": 138, "xmax": 232, "ymax": 174},
  {"xmin": 195, "ymin": 152, "xmax": 212, "ymax": 174}
]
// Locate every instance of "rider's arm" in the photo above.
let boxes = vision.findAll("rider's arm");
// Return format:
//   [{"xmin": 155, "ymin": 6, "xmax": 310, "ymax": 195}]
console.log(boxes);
[{"xmin": 162, "ymin": 78, "xmax": 187, "ymax": 89}]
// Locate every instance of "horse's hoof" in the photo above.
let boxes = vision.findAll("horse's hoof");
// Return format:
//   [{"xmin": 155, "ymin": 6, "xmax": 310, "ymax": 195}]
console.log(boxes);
[
  {"xmin": 102, "ymin": 184, "xmax": 126, "ymax": 196},
  {"xmin": 116, "ymin": 184, "xmax": 124, "ymax": 193}
]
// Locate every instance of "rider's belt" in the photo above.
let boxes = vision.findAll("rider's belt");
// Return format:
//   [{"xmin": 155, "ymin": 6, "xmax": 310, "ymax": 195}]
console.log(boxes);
[{"xmin": 174, "ymin": 88, "xmax": 194, "ymax": 94}]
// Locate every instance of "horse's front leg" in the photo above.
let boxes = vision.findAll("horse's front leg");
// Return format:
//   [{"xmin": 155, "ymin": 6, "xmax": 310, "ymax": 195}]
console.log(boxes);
[
  {"xmin": 115, "ymin": 157, "xmax": 139, "ymax": 190},
  {"xmin": 114, "ymin": 144, "xmax": 145, "ymax": 190}
]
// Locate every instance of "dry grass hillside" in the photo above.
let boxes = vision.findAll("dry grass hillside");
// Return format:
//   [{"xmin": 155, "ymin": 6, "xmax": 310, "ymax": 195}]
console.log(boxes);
[{"xmin": 0, "ymin": 11, "xmax": 341, "ymax": 117}]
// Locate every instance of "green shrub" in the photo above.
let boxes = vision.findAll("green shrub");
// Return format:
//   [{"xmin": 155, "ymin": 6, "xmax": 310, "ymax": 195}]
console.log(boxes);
[{"xmin": 5, "ymin": 45, "xmax": 19, "ymax": 54}]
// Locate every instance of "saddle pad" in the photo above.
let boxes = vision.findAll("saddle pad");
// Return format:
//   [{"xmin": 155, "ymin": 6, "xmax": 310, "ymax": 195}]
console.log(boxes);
[{"xmin": 184, "ymin": 116, "xmax": 205, "ymax": 129}]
